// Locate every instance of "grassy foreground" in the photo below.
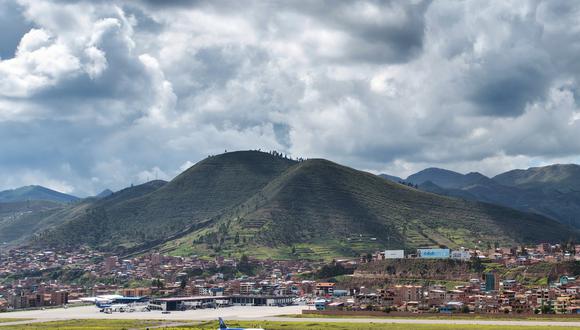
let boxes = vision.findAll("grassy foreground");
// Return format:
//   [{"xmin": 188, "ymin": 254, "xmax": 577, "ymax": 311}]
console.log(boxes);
[
  {"xmin": 0, "ymin": 319, "xmax": 181, "ymax": 329},
  {"xmin": 1, "ymin": 320, "xmax": 580, "ymax": 330},
  {"xmin": 217, "ymin": 321, "xmax": 580, "ymax": 330},
  {"xmin": 0, "ymin": 318, "xmax": 31, "ymax": 323},
  {"xmin": 286, "ymin": 313, "xmax": 580, "ymax": 322}
]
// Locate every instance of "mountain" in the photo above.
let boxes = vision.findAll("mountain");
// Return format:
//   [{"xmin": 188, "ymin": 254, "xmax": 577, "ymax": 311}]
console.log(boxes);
[
  {"xmin": 378, "ymin": 174, "xmax": 403, "ymax": 183},
  {"xmin": 0, "ymin": 186, "xmax": 79, "ymax": 243},
  {"xmin": 30, "ymin": 151, "xmax": 578, "ymax": 259},
  {"xmin": 160, "ymin": 158, "xmax": 577, "ymax": 259},
  {"xmin": 96, "ymin": 189, "xmax": 114, "ymax": 198},
  {"xmin": 0, "ymin": 185, "xmax": 79, "ymax": 203},
  {"xmin": 491, "ymin": 164, "xmax": 580, "ymax": 227},
  {"xmin": 415, "ymin": 176, "xmax": 518, "ymax": 205},
  {"xmin": 0, "ymin": 181, "xmax": 167, "ymax": 245},
  {"xmin": 35, "ymin": 152, "xmax": 296, "ymax": 251},
  {"xmin": 400, "ymin": 164, "xmax": 580, "ymax": 228},
  {"xmin": 494, "ymin": 164, "xmax": 580, "ymax": 192},
  {"xmin": 407, "ymin": 168, "xmax": 490, "ymax": 189}
]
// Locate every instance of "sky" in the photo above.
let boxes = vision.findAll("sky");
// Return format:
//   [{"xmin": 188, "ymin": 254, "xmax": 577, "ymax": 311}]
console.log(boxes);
[{"xmin": 1, "ymin": 0, "xmax": 580, "ymax": 196}]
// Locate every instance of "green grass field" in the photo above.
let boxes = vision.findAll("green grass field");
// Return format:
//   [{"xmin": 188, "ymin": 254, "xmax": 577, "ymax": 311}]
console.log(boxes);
[
  {"xmin": 1, "ymin": 319, "xmax": 579, "ymax": 330},
  {"xmin": 285, "ymin": 313, "xmax": 580, "ymax": 322},
  {"xmin": 224, "ymin": 322, "xmax": 580, "ymax": 330},
  {"xmin": 0, "ymin": 319, "xmax": 180, "ymax": 329},
  {"xmin": 0, "ymin": 318, "xmax": 31, "ymax": 323}
]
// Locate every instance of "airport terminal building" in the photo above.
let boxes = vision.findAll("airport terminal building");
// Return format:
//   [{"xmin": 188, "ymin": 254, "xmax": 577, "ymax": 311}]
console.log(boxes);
[{"xmin": 149, "ymin": 295, "xmax": 295, "ymax": 311}]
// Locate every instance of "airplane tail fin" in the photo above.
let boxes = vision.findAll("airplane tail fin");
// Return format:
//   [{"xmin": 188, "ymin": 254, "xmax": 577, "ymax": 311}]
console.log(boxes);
[{"xmin": 218, "ymin": 317, "xmax": 228, "ymax": 329}]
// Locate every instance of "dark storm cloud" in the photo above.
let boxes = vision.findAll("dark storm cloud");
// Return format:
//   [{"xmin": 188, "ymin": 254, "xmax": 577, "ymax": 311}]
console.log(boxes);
[
  {"xmin": 265, "ymin": 0, "xmax": 431, "ymax": 64},
  {"xmin": 468, "ymin": 61, "xmax": 549, "ymax": 117},
  {"xmin": 137, "ymin": 0, "xmax": 204, "ymax": 8},
  {"xmin": 0, "ymin": 1, "xmax": 33, "ymax": 59},
  {"xmin": 137, "ymin": 0, "xmax": 430, "ymax": 64},
  {"xmin": 314, "ymin": 0, "xmax": 430, "ymax": 63}
]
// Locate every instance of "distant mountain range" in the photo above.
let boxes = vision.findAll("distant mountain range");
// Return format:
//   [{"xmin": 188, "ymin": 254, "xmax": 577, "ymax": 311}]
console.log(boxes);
[
  {"xmin": 0, "ymin": 186, "xmax": 79, "ymax": 244},
  {"xmin": 380, "ymin": 164, "xmax": 580, "ymax": 228},
  {"xmin": 0, "ymin": 185, "xmax": 79, "ymax": 203},
  {"xmin": 4, "ymin": 150, "xmax": 570, "ymax": 260}
]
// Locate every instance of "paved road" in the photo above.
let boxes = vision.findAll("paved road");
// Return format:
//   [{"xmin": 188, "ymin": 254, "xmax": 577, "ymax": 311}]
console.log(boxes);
[{"xmin": 2, "ymin": 306, "xmax": 580, "ymax": 328}]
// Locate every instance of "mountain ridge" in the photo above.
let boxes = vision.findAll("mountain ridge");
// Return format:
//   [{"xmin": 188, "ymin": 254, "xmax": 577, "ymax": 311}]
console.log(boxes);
[
  {"xmin": 0, "ymin": 185, "xmax": 79, "ymax": 203},
  {"xmin": 22, "ymin": 151, "xmax": 577, "ymax": 260},
  {"xmin": 160, "ymin": 156, "xmax": 578, "ymax": 259},
  {"xmin": 380, "ymin": 163, "xmax": 580, "ymax": 228}
]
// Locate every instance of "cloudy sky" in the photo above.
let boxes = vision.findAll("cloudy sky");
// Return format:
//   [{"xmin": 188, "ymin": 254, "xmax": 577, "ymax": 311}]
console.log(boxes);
[{"xmin": 1, "ymin": 0, "xmax": 580, "ymax": 196}]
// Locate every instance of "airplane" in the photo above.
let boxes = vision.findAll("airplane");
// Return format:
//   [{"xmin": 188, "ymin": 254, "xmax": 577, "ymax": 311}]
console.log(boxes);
[
  {"xmin": 81, "ymin": 294, "xmax": 124, "ymax": 305},
  {"xmin": 218, "ymin": 317, "xmax": 264, "ymax": 330}
]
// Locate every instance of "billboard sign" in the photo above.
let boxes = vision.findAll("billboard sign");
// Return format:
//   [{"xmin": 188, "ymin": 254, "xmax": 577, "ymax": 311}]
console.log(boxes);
[
  {"xmin": 384, "ymin": 250, "xmax": 405, "ymax": 259},
  {"xmin": 418, "ymin": 248, "xmax": 450, "ymax": 259}
]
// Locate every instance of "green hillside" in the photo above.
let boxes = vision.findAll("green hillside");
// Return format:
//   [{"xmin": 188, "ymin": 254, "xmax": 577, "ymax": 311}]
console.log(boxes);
[
  {"xmin": 491, "ymin": 165, "xmax": 580, "ymax": 228},
  {"xmin": 0, "ymin": 181, "xmax": 168, "ymax": 245},
  {"xmin": 158, "ymin": 156, "xmax": 579, "ymax": 259},
  {"xmin": 0, "ymin": 201, "xmax": 65, "ymax": 244},
  {"xmin": 402, "ymin": 164, "xmax": 580, "ymax": 228},
  {"xmin": 34, "ymin": 151, "xmax": 296, "ymax": 251},
  {"xmin": 494, "ymin": 164, "xmax": 580, "ymax": 192}
]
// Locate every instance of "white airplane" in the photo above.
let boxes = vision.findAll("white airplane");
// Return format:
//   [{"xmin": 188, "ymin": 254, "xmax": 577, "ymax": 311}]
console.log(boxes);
[
  {"xmin": 218, "ymin": 318, "xmax": 264, "ymax": 330},
  {"xmin": 80, "ymin": 294, "xmax": 124, "ymax": 304}
]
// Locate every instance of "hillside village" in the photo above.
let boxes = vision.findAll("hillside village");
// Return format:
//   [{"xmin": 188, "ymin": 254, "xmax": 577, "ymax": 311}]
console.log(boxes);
[{"xmin": 2, "ymin": 242, "xmax": 580, "ymax": 315}]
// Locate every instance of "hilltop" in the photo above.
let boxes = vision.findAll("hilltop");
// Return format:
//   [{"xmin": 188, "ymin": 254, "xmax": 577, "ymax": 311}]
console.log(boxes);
[
  {"xmin": 0, "ymin": 185, "xmax": 79, "ymax": 203},
  {"xmin": 28, "ymin": 151, "xmax": 579, "ymax": 259}
]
